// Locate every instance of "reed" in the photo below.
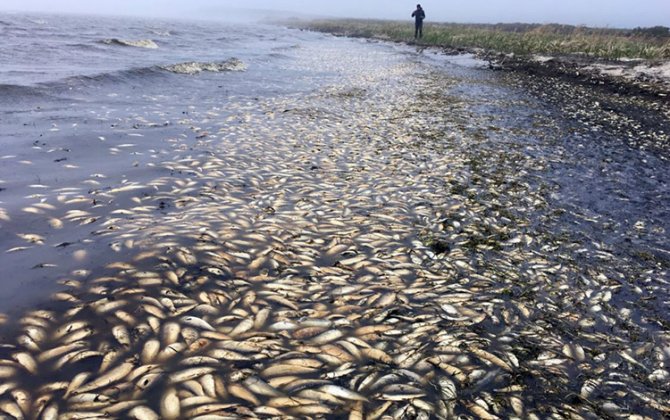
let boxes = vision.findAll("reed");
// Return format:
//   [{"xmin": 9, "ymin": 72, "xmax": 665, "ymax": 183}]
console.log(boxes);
[{"xmin": 291, "ymin": 19, "xmax": 670, "ymax": 60}]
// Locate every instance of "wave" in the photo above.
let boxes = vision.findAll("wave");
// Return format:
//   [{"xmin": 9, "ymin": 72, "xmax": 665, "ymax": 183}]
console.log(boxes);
[
  {"xmin": 101, "ymin": 38, "xmax": 159, "ymax": 49},
  {"xmin": 267, "ymin": 52, "xmax": 291, "ymax": 60},
  {"xmin": 160, "ymin": 58, "xmax": 247, "ymax": 75},
  {"xmin": 0, "ymin": 58, "xmax": 247, "ymax": 102},
  {"xmin": 66, "ymin": 42, "xmax": 106, "ymax": 52},
  {"xmin": 0, "ymin": 83, "xmax": 62, "ymax": 106},
  {"xmin": 53, "ymin": 66, "xmax": 165, "ymax": 89},
  {"xmin": 0, "ymin": 83, "xmax": 45, "ymax": 98},
  {"xmin": 272, "ymin": 44, "xmax": 301, "ymax": 51},
  {"xmin": 149, "ymin": 29, "xmax": 171, "ymax": 37}
]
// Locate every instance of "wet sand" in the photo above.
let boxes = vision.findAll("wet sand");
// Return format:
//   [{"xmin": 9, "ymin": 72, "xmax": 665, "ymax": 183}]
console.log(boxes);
[{"xmin": 0, "ymin": 37, "xmax": 669, "ymax": 418}]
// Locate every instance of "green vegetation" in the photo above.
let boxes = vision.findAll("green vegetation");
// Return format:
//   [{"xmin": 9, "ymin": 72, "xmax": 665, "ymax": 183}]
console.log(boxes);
[{"xmin": 290, "ymin": 19, "xmax": 670, "ymax": 59}]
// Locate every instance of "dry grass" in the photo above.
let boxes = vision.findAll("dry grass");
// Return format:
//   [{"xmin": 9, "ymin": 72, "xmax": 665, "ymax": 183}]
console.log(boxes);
[{"xmin": 289, "ymin": 19, "xmax": 670, "ymax": 60}]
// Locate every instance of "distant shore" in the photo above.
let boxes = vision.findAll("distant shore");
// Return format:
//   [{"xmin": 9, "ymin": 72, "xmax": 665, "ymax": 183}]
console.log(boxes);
[{"xmin": 288, "ymin": 19, "xmax": 670, "ymax": 98}]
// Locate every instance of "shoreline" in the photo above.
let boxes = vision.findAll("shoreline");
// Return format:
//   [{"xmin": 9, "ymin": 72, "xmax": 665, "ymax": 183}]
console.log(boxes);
[
  {"xmin": 290, "ymin": 19, "xmax": 670, "ymax": 99},
  {"xmin": 472, "ymin": 49, "xmax": 670, "ymax": 98},
  {"xmin": 415, "ymin": 41, "xmax": 668, "ymax": 98}
]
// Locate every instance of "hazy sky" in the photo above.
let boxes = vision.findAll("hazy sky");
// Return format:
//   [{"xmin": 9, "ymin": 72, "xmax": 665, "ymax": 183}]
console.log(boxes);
[{"xmin": 1, "ymin": 0, "xmax": 668, "ymax": 28}]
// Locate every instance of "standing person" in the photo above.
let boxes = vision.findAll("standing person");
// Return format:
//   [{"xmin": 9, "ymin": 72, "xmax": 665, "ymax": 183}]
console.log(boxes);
[{"xmin": 411, "ymin": 4, "xmax": 426, "ymax": 39}]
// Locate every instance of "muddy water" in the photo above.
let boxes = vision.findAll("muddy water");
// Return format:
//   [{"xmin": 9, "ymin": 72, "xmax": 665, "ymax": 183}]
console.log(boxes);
[{"xmin": 0, "ymin": 22, "xmax": 669, "ymax": 419}]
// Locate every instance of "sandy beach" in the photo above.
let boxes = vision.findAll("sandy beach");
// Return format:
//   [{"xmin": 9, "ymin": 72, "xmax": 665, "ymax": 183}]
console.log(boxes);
[{"xmin": 1, "ymin": 14, "xmax": 669, "ymax": 419}]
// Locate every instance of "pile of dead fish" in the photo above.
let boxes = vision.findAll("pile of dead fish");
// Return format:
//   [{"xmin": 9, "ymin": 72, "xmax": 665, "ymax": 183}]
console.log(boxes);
[{"xmin": 0, "ymin": 56, "xmax": 668, "ymax": 420}]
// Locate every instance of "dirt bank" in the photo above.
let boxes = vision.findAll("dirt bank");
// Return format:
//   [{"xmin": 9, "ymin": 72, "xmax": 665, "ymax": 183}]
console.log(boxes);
[{"xmin": 478, "ymin": 50, "xmax": 670, "ymax": 98}]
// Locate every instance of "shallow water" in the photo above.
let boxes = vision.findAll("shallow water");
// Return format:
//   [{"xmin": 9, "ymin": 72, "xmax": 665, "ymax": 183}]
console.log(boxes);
[{"xmin": 0, "ymin": 12, "xmax": 669, "ymax": 419}]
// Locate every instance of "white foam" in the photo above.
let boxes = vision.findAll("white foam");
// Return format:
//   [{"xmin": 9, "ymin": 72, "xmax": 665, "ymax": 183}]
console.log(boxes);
[
  {"xmin": 161, "ymin": 59, "xmax": 247, "ymax": 75},
  {"xmin": 103, "ymin": 39, "xmax": 159, "ymax": 49},
  {"xmin": 150, "ymin": 30, "xmax": 171, "ymax": 37}
]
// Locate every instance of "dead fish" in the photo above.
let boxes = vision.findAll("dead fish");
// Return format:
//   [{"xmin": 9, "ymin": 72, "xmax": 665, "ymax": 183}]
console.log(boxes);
[
  {"xmin": 361, "ymin": 347, "xmax": 393, "ymax": 365},
  {"xmin": 128, "ymin": 406, "xmax": 160, "ymax": 420},
  {"xmin": 562, "ymin": 343, "xmax": 586, "ymax": 361},
  {"xmin": 159, "ymin": 387, "xmax": 180, "ymax": 419},
  {"xmin": 229, "ymin": 318, "xmax": 254, "ymax": 337},
  {"xmin": 162, "ymin": 322, "xmax": 181, "ymax": 345},
  {"xmin": 320, "ymin": 384, "xmax": 368, "ymax": 401},
  {"xmin": 180, "ymin": 316, "xmax": 215, "ymax": 331},
  {"xmin": 244, "ymin": 376, "xmax": 283, "ymax": 397},
  {"xmin": 309, "ymin": 329, "xmax": 344, "ymax": 345},
  {"xmin": 76, "ymin": 358, "xmax": 135, "ymax": 393},
  {"xmin": 37, "ymin": 342, "xmax": 86, "ymax": 363},
  {"xmin": 469, "ymin": 347, "xmax": 513, "ymax": 372},
  {"xmin": 168, "ymin": 367, "xmax": 216, "ymax": 384},
  {"xmin": 261, "ymin": 363, "xmax": 318, "ymax": 377},
  {"xmin": 12, "ymin": 352, "xmax": 38, "ymax": 374}
]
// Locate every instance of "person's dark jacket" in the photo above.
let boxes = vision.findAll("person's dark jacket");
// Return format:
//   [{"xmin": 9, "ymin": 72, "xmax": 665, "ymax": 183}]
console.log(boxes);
[{"xmin": 412, "ymin": 7, "xmax": 425, "ymax": 23}]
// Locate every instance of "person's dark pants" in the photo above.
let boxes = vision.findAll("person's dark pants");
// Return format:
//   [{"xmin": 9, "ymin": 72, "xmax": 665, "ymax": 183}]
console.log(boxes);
[{"xmin": 415, "ymin": 21, "xmax": 423, "ymax": 38}]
